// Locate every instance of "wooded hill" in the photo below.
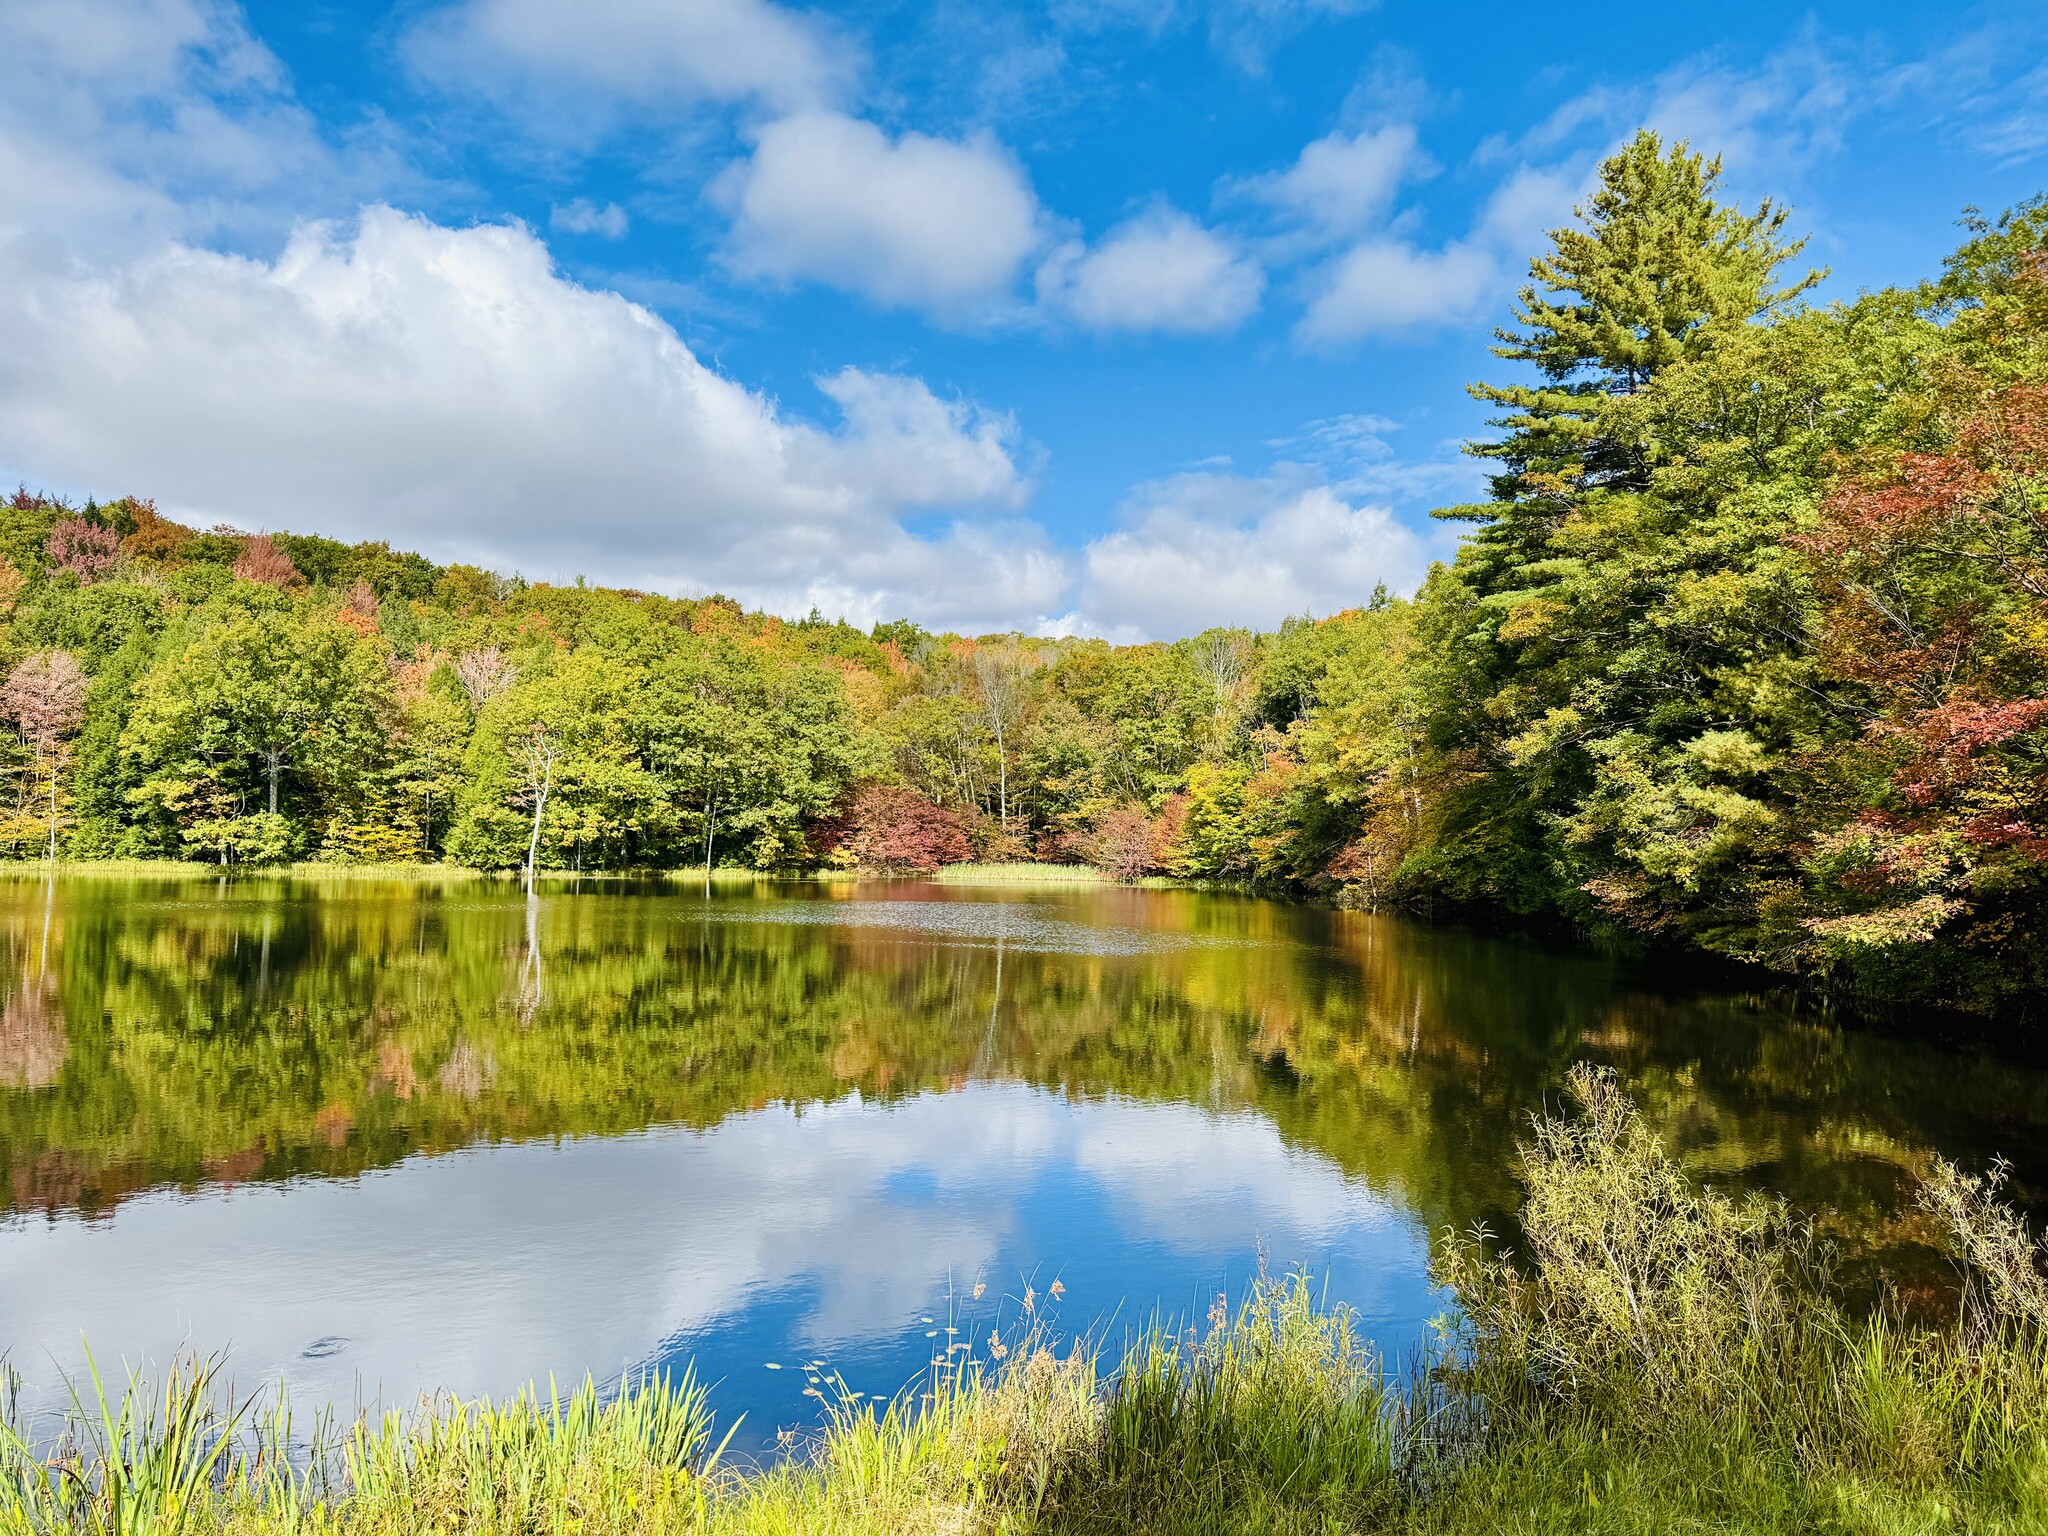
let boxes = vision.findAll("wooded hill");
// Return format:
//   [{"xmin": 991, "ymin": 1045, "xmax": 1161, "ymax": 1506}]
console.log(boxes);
[{"xmin": 2, "ymin": 134, "xmax": 2045, "ymax": 1015}]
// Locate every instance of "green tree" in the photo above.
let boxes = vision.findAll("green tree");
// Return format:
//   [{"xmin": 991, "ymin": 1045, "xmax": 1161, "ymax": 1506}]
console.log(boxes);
[
  {"xmin": 1464, "ymin": 130, "xmax": 1821, "ymax": 513},
  {"xmin": 123, "ymin": 599, "xmax": 391, "ymax": 862},
  {"xmin": 1407, "ymin": 132, "xmax": 1835, "ymax": 928},
  {"xmin": 639, "ymin": 644, "xmax": 867, "ymax": 870},
  {"xmin": 448, "ymin": 651, "xmax": 666, "ymax": 878}
]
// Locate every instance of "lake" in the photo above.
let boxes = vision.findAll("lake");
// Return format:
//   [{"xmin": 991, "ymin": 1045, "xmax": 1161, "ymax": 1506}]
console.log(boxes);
[{"xmin": 2, "ymin": 873, "xmax": 2045, "ymax": 1451}]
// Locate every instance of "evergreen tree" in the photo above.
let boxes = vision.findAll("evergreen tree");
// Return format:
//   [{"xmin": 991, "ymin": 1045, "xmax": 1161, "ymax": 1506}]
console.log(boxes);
[{"xmin": 1459, "ymin": 130, "xmax": 1821, "ymax": 520}]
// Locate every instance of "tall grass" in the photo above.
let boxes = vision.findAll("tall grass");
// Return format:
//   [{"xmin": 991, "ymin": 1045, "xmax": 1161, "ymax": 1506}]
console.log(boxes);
[
  {"xmin": 8, "ymin": 1065, "xmax": 2048, "ymax": 1533},
  {"xmin": 932, "ymin": 863, "xmax": 1106, "ymax": 886}
]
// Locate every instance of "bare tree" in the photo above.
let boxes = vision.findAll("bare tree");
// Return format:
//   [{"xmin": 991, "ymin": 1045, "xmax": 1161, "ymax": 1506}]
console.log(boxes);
[
  {"xmin": 1191, "ymin": 629, "xmax": 1252, "ymax": 736},
  {"xmin": 2, "ymin": 650, "xmax": 88, "ymax": 859},
  {"xmin": 456, "ymin": 646, "xmax": 518, "ymax": 709},
  {"xmin": 970, "ymin": 643, "xmax": 1032, "ymax": 830},
  {"xmin": 512, "ymin": 722, "xmax": 559, "ymax": 896}
]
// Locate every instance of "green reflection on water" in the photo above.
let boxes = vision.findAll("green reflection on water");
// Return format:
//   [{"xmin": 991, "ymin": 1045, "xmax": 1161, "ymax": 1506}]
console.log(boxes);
[{"xmin": 2, "ymin": 874, "xmax": 2044, "ymax": 1300}]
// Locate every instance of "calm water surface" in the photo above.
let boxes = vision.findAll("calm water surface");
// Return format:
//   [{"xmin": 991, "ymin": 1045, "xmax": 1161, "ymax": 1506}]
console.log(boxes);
[{"xmin": 2, "ymin": 875, "xmax": 2046, "ymax": 1449}]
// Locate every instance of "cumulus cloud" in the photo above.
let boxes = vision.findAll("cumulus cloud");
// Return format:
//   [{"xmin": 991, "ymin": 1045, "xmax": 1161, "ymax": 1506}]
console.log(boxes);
[
  {"xmin": 1037, "ymin": 207, "xmax": 1263, "ymax": 333},
  {"xmin": 549, "ymin": 198, "xmax": 629, "ymax": 238},
  {"xmin": 1074, "ymin": 470, "xmax": 1430, "ymax": 639},
  {"xmin": 1281, "ymin": 37, "xmax": 1868, "ymax": 351},
  {"xmin": 402, "ymin": 0, "xmax": 853, "ymax": 116},
  {"xmin": 0, "ymin": 208, "xmax": 1069, "ymax": 629},
  {"xmin": 0, "ymin": 0, "xmax": 407, "ymax": 263},
  {"xmin": 0, "ymin": 0, "xmax": 1484, "ymax": 637},
  {"xmin": 1239, "ymin": 122, "xmax": 1424, "ymax": 239},
  {"xmin": 714, "ymin": 111, "xmax": 1044, "ymax": 314},
  {"xmin": 1296, "ymin": 238, "xmax": 1496, "ymax": 343},
  {"xmin": 1290, "ymin": 156, "xmax": 1584, "ymax": 348}
]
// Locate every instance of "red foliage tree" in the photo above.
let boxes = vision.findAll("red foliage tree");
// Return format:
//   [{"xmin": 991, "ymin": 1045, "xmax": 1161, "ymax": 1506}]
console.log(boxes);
[
  {"xmin": 1794, "ymin": 295, "xmax": 2048, "ymax": 957},
  {"xmin": 45, "ymin": 518, "xmax": 121, "ymax": 584},
  {"xmin": 3, "ymin": 649, "xmax": 89, "ymax": 859},
  {"xmin": 1089, "ymin": 805, "xmax": 1156, "ymax": 882},
  {"xmin": 841, "ymin": 785, "xmax": 972, "ymax": 871},
  {"xmin": 233, "ymin": 533, "xmax": 303, "ymax": 590}
]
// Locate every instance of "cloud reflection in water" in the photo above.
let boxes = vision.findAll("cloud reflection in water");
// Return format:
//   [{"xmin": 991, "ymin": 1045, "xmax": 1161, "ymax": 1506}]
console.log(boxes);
[{"xmin": 0, "ymin": 1083, "xmax": 1434, "ymax": 1443}]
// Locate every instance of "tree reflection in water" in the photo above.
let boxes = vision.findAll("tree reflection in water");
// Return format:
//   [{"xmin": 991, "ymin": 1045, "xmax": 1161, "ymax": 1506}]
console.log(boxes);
[{"xmin": 0, "ymin": 872, "xmax": 2043, "ymax": 1301}]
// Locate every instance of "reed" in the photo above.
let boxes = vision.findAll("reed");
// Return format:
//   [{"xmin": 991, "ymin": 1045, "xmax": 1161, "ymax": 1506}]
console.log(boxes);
[
  {"xmin": 7, "ymin": 1068, "xmax": 2048, "ymax": 1533},
  {"xmin": 932, "ymin": 863, "xmax": 1106, "ymax": 886}
]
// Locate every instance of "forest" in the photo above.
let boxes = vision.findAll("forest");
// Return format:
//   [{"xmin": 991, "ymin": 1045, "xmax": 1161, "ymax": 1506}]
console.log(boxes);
[{"xmin": 0, "ymin": 134, "xmax": 2043, "ymax": 1016}]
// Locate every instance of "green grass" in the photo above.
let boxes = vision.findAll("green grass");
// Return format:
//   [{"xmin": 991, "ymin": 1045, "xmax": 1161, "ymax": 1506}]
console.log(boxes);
[
  {"xmin": 935, "ymin": 862, "xmax": 1107, "ymax": 886},
  {"xmin": 8, "ymin": 1066, "xmax": 2047, "ymax": 1535},
  {"xmin": 0, "ymin": 859, "xmax": 479, "ymax": 884}
]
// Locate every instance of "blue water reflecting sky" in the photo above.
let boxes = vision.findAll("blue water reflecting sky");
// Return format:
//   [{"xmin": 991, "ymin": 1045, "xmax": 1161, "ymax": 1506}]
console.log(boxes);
[{"xmin": 1, "ymin": 1082, "xmax": 1438, "ymax": 1448}]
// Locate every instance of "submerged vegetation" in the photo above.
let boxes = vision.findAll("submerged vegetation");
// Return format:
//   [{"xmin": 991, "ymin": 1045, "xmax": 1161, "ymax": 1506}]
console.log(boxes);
[
  {"xmin": 6, "ymin": 1069, "xmax": 2046, "ymax": 1534},
  {"xmin": 0, "ymin": 138, "xmax": 2043, "ymax": 1011}
]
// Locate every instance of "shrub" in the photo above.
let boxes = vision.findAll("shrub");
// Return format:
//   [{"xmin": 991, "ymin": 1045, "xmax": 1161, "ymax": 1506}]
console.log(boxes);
[
  {"xmin": 1436, "ymin": 1063, "xmax": 1818, "ymax": 1419},
  {"xmin": 1089, "ymin": 805, "xmax": 1155, "ymax": 881},
  {"xmin": 841, "ymin": 785, "xmax": 972, "ymax": 872}
]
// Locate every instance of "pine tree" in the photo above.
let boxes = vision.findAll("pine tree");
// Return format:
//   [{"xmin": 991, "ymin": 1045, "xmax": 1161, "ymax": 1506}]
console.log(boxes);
[{"xmin": 1459, "ymin": 131, "xmax": 1822, "ymax": 519}]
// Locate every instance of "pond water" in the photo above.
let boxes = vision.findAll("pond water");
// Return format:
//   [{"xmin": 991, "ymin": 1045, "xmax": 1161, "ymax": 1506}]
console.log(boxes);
[{"xmin": 2, "ymin": 874, "xmax": 2046, "ymax": 1451}]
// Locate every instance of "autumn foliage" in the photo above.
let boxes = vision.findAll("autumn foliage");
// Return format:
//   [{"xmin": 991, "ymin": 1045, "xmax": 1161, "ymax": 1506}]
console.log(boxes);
[
  {"xmin": 233, "ymin": 533, "xmax": 303, "ymax": 590},
  {"xmin": 45, "ymin": 518, "xmax": 120, "ymax": 584},
  {"xmin": 838, "ymin": 786, "xmax": 972, "ymax": 872},
  {"xmin": 0, "ymin": 153, "xmax": 2042, "ymax": 1017}
]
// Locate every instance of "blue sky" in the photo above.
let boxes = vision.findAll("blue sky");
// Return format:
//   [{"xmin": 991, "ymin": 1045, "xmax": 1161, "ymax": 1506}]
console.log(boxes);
[{"xmin": 0, "ymin": 0, "xmax": 2044, "ymax": 638}]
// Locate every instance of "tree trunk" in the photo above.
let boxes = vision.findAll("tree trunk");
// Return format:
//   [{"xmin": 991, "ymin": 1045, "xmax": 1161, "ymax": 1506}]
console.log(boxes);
[
  {"xmin": 45, "ymin": 755, "xmax": 58, "ymax": 862},
  {"xmin": 702, "ymin": 792, "xmax": 717, "ymax": 881},
  {"xmin": 266, "ymin": 748, "xmax": 283, "ymax": 815},
  {"xmin": 524, "ymin": 793, "xmax": 544, "ymax": 894},
  {"xmin": 996, "ymin": 725, "xmax": 1008, "ymax": 829},
  {"xmin": 524, "ymin": 781, "xmax": 550, "ymax": 895}
]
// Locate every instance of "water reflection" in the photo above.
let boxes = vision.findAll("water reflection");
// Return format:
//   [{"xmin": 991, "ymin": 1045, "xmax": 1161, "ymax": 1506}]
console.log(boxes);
[
  {"xmin": 1, "ymin": 1085, "xmax": 1428, "ymax": 1443},
  {"xmin": 1, "ymin": 875, "xmax": 2046, "ymax": 1440}
]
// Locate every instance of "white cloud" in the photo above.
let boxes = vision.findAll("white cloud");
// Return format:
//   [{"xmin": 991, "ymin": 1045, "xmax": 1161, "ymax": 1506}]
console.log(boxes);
[
  {"xmin": 0, "ymin": 207, "xmax": 1070, "ymax": 630},
  {"xmin": 714, "ymin": 111, "xmax": 1044, "ymax": 315},
  {"xmin": 0, "ymin": 0, "xmax": 404, "ymax": 263},
  {"xmin": 1285, "ymin": 35, "xmax": 1879, "ymax": 352},
  {"xmin": 403, "ymin": 0, "xmax": 853, "ymax": 116},
  {"xmin": 1477, "ymin": 37, "xmax": 1861, "ymax": 192},
  {"xmin": 1295, "ymin": 238, "xmax": 1496, "ymax": 345},
  {"xmin": 1268, "ymin": 413, "xmax": 1487, "ymax": 508},
  {"xmin": 1073, "ymin": 470, "xmax": 1429, "ymax": 639},
  {"xmin": 811, "ymin": 369, "xmax": 1026, "ymax": 510},
  {"xmin": 1290, "ymin": 154, "xmax": 1583, "ymax": 348},
  {"xmin": 1240, "ymin": 122, "xmax": 1424, "ymax": 238},
  {"xmin": 549, "ymin": 199, "xmax": 629, "ymax": 239},
  {"xmin": 1037, "ymin": 207, "xmax": 1263, "ymax": 333}
]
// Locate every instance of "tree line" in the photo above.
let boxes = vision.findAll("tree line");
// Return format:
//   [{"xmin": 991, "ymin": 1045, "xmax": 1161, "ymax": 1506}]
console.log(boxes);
[{"xmin": 1, "ymin": 133, "xmax": 2044, "ymax": 1013}]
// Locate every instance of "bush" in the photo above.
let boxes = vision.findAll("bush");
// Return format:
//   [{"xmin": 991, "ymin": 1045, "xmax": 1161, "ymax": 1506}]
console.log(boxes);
[
  {"xmin": 1436, "ymin": 1063, "xmax": 1819, "ymax": 1419},
  {"xmin": 841, "ymin": 785, "xmax": 973, "ymax": 872}
]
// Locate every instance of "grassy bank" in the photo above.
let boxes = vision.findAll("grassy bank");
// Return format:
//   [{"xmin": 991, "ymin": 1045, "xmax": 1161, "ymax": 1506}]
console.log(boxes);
[
  {"xmin": 933, "ymin": 862, "xmax": 1106, "ymax": 886},
  {"xmin": 7, "ymin": 1067, "xmax": 2045, "ymax": 1535},
  {"xmin": 0, "ymin": 860, "xmax": 480, "ymax": 884}
]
